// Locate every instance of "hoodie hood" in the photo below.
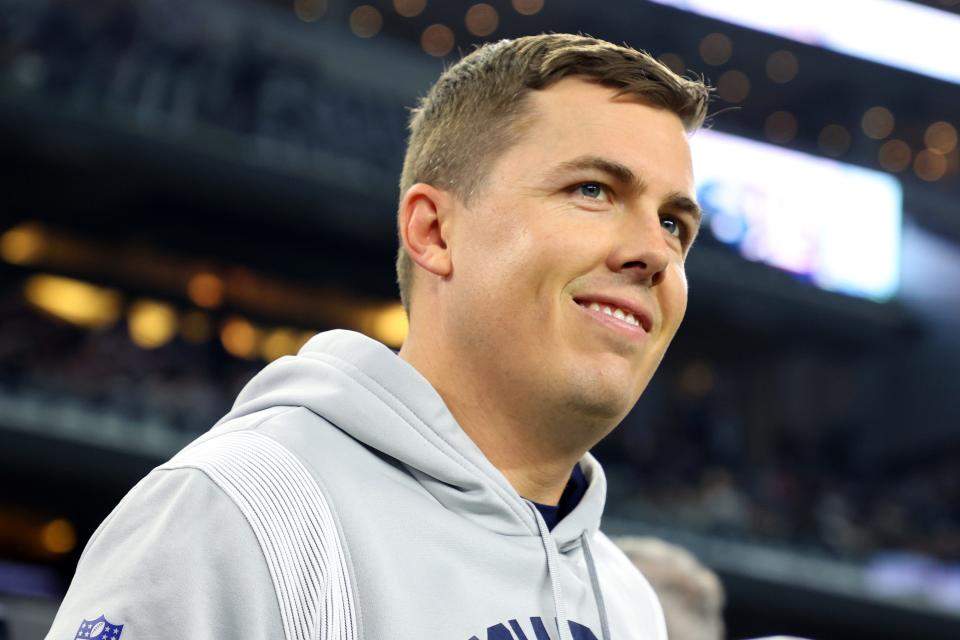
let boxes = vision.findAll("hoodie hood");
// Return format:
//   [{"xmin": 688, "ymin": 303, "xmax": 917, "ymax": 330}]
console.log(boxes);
[{"xmin": 215, "ymin": 329, "xmax": 606, "ymax": 547}]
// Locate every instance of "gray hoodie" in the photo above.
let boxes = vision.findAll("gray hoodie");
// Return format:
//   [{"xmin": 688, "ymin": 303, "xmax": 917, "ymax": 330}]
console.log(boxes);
[{"xmin": 46, "ymin": 330, "xmax": 667, "ymax": 640}]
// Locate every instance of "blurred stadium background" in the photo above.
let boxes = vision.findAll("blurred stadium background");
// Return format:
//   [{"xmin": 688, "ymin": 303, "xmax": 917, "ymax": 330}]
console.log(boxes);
[{"xmin": 1, "ymin": 0, "xmax": 959, "ymax": 638}]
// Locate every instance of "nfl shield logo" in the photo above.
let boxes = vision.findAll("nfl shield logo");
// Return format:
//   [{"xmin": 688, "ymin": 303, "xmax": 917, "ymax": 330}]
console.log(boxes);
[{"xmin": 74, "ymin": 615, "xmax": 123, "ymax": 640}]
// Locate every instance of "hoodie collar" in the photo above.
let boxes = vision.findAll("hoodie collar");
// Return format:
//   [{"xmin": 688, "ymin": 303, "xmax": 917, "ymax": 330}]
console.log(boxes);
[{"xmin": 220, "ymin": 329, "xmax": 605, "ymax": 547}]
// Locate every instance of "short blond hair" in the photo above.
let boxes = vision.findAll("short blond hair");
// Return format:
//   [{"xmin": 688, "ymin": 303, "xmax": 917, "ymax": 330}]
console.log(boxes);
[{"xmin": 395, "ymin": 33, "xmax": 711, "ymax": 312}]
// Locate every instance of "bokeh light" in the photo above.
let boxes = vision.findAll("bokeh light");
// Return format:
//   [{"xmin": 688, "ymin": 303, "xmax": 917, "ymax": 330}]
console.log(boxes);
[
  {"xmin": 393, "ymin": 0, "xmax": 426, "ymax": 18},
  {"xmin": 818, "ymin": 124, "xmax": 851, "ymax": 157},
  {"xmin": 40, "ymin": 519, "xmax": 76, "ymax": 555},
  {"xmin": 369, "ymin": 303, "xmax": 409, "ymax": 348},
  {"xmin": 878, "ymin": 139, "xmax": 912, "ymax": 172},
  {"xmin": 914, "ymin": 149, "xmax": 948, "ymax": 181},
  {"xmin": 421, "ymin": 24, "xmax": 455, "ymax": 57},
  {"xmin": 350, "ymin": 5, "xmax": 383, "ymax": 38},
  {"xmin": 699, "ymin": 33, "xmax": 732, "ymax": 66},
  {"xmin": 293, "ymin": 0, "xmax": 327, "ymax": 22},
  {"xmin": 260, "ymin": 327, "xmax": 303, "ymax": 362},
  {"xmin": 765, "ymin": 50, "xmax": 799, "ymax": 83},
  {"xmin": 862, "ymin": 106, "xmax": 895, "ymax": 140},
  {"xmin": 187, "ymin": 272, "xmax": 224, "ymax": 309},
  {"xmin": 24, "ymin": 274, "xmax": 121, "ymax": 329},
  {"xmin": 221, "ymin": 316, "xmax": 258, "ymax": 359},
  {"xmin": 0, "ymin": 222, "xmax": 44, "ymax": 265},
  {"xmin": 465, "ymin": 3, "xmax": 499, "ymax": 37},
  {"xmin": 658, "ymin": 53, "xmax": 685, "ymax": 76},
  {"xmin": 128, "ymin": 299, "xmax": 178, "ymax": 349},
  {"xmin": 511, "ymin": 0, "xmax": 544, "ymax": 16},
  {"xmin": 717, "ymin": 70, "xmax": 750, "ymax": 103},
  {"xmin": 925, "ymin": 121, "xmax": 958, "ymax": 154},
  {"xmin": 764, "ymin": 110, "xmax": 798, "ymax": 144}
]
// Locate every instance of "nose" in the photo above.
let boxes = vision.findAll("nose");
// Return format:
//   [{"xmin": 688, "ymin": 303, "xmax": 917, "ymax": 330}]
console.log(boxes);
[{"xmin": 606, "ymin": 211, "xmax": 670, "ymax": 287}]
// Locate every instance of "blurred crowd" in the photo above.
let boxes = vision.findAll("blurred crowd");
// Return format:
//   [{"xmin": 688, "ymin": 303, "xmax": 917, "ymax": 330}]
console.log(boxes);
[
  {"xmin": 600, "ymin": 381, "xmax": 960, "ymax": 563},
  {"xmin": 1, "ymin": 0, "xmax": 405, "ymax": 176},
  {"xmin": 3, "ymin": 280, "xmax": 959, "ymax": 565},
  {"xmin": 0, "ymin": 285, "xmax": 254, "ymax": 434}
]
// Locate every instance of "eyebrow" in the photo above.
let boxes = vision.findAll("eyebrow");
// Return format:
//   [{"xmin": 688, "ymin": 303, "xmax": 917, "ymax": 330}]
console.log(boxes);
[
  {"xmin": 664, "ymin": 192, "xmax": 703, "ymax": 226},
  {"xmin": 549, "ymin": 155, "xmax": 702, "ymax": 224}
]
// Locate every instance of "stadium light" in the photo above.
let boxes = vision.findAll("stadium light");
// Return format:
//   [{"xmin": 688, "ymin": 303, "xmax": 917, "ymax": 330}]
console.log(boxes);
[
  {"xmin": 24, "ymin": 274, "xmax": 122, "ymax": 329},
  {"xmin": 649, "ymin": 0, "xmax": 960, "ymax": 85},
  {"xmin": 40, "ymin": 519, "xmax": 77, "ymax": 555},
  {"xmin": 128, "ymin": 299, "xmax": 178, "ymax": 350},
  {"xmin": 220, "ymin": 316, "xmax": 259, "ymax": 359},
  {"xmin": 0, "ymin": 223, "xmax": 45, "ymax": 265},
  {"xmin": 366, "ymin": 303, "xmax": 409, "ymax": 348},
  {"xmin": 260, "ymin": 327, "xmax": 305, "ymax": 362},
  {"xmin": 689, "ymin": 129, "xmax": 903, "ymax": 301}
]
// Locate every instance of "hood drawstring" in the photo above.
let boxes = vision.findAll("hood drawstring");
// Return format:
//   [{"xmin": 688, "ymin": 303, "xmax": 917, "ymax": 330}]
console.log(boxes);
[
  {"xmin": 530, "ymin": 503, "xmax": 574, "ymax": 640},
  {"xmin": 580, "ymin": 531, "xmax": 611, "ymax": 640},
  {"xmin": 529, "ymin": 503, "xmax": 612, "ymax": 640}
]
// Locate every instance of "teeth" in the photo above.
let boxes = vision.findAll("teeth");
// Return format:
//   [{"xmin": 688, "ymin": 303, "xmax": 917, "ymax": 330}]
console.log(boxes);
[{"xmin": 579, "ymin": 300, "xmax": 643, "ymax": 330}]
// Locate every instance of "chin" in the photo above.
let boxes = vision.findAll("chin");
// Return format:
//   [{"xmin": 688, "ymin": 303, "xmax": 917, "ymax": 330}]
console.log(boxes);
[{"xmin": 561, "ymin": 370, "xmax": 640, "ymax": 426}]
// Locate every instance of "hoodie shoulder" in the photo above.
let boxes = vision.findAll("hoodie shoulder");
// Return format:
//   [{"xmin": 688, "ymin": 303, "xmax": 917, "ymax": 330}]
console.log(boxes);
[
  {"xmin": 48, "ymin": 405, "xmax": 361, "ymax": 640},
  {"xmin": 47, "ymin": 465, "xmax": 281, "ymax": 640},
  {"xmin": 164, "ymin": 420, "xmax": 361, "ymax": 640}
]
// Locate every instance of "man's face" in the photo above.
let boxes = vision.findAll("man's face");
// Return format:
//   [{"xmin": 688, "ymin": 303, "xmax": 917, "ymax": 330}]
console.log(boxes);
[{"xmin": 442, "ymin": 76, "xmax": 699, "ymax": 431}]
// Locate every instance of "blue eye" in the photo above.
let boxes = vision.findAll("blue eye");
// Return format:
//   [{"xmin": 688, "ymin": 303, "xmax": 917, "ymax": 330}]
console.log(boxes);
[
  {"xmin": 577, "ymin": 183, "xmax": 605, "ymax": 199},
  {"xmin": 661, "ymin": 216, "xmax": 681, "ymax": 237}
]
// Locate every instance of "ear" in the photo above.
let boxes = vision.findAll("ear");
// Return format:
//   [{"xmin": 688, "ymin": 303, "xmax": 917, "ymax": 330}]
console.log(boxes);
[{"xmin": 399, "ymin": 183, "xmax": 454, "ymax": 279}]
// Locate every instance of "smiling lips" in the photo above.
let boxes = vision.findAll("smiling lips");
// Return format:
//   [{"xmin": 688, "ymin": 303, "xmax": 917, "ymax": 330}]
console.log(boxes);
[{"xmin": 574, "ymin": 296, "xmax": 653, "ymax": 334}]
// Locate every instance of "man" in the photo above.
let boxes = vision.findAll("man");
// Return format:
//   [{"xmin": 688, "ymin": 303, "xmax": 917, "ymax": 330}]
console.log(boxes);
[
  {"xmin": 614, "ymin": 537, "xmax": 726, "ymax": 640},
  {"xmin": 47, "ymin": 34, "xmax": 709, "ymax": 640}
]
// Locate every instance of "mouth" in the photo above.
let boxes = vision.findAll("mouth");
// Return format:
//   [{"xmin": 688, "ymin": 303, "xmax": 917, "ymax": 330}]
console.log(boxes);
[{"xmin": 572, "ymin": 294, "xmax": 653, "ymax": 335}]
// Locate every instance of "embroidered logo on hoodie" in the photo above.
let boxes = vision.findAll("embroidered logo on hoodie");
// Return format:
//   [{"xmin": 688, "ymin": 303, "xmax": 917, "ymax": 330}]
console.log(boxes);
[
  {"xmin": 74, "ymin": 615, "xmax": 123, "ymax": 640},
  {"xmin": 468, "ymin": 617, "xmax": 598, "ymax": 640}
]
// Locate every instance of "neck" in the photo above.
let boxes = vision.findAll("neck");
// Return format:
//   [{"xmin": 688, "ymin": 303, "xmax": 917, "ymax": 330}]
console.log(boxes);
[{"xmin": 399, "ymin": 331, "xmax": 589, "ymax": 506}]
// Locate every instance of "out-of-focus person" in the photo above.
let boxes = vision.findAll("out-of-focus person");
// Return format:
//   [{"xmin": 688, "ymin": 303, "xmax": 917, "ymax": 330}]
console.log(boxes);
[{"xmin": 615, "ymin": 536, "xmax": 726, "ymax": 640}]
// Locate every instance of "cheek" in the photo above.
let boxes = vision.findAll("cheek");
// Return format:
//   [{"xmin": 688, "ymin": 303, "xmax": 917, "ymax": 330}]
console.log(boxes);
[
  {"xmin": 453, "ymin": 200, "xmax": 602, "ymax": 314},
  {"xmin": 450, "ymin": 213, "xmax": 538, "ymax": 314},
  {"xmin": 461, "ymin": 210, "xmax": 565, "ymax": 284},
  {"xmin": 660, "ymin": 262, "xmax": 689, "ymax": 331}
]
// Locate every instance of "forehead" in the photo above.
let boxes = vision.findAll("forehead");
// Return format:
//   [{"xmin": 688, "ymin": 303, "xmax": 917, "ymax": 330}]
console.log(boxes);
[{"xmin": 500, "ymin": 77, "xmax": 695, "ymax": 193}]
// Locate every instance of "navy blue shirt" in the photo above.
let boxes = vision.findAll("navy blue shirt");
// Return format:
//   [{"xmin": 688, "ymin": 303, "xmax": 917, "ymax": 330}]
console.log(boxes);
[{"xmin": 529, "ymin": 464, "xmax": 588, "ymax": 531}]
